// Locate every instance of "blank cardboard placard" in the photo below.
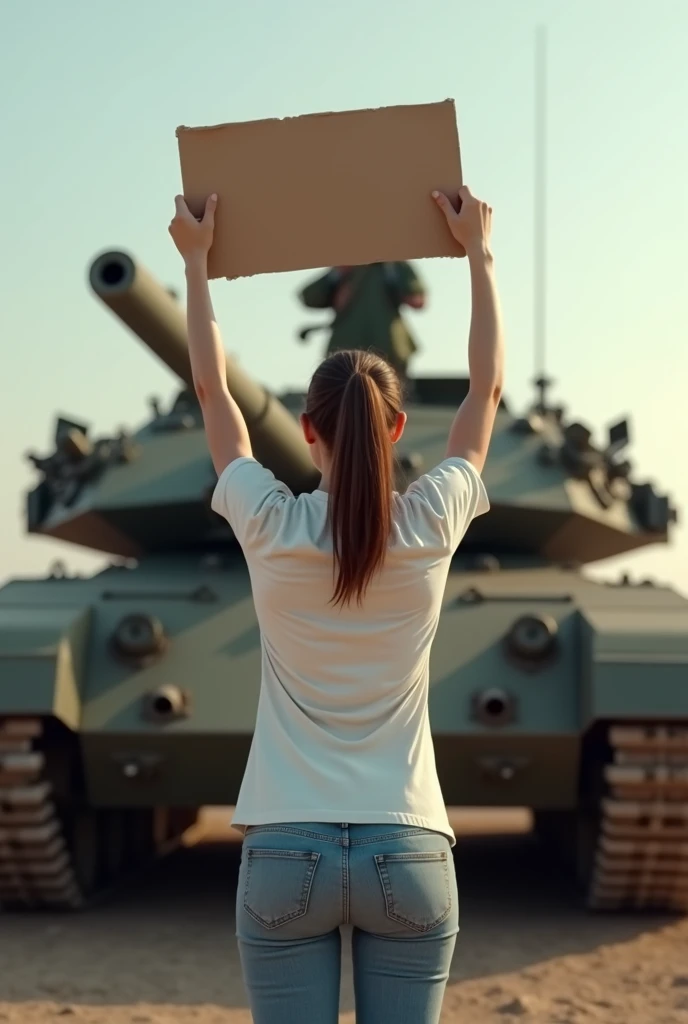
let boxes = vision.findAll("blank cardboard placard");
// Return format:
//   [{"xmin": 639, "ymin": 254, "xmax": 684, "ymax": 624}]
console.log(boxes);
[{"xmin": 176, "ymin": 100, "xmax": 463, "ymax": 280}]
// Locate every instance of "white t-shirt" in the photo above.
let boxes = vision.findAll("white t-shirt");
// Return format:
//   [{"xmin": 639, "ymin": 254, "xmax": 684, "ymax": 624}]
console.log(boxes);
[{"xmin": 211, "ymin": 455, "xmax": 489, "ymax": 845}]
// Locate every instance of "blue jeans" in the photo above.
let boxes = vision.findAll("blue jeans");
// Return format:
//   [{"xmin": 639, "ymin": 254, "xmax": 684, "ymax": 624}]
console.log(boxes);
[{"xmin": 236, "ymin": 822, "xmax": 459, "ymax": 1024}]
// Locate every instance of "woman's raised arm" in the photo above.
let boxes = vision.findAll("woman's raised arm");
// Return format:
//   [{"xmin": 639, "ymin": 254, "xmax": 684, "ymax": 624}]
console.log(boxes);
[
  {"xmin": 433, "ymin": 186, "xmax": 504, "ymax": 474},
  {"xmin": 168, "ymin": 195, "xmax": 252, "ymax": 476}
]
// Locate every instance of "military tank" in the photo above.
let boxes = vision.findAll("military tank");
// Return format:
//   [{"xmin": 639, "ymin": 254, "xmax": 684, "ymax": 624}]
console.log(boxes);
[{"xmin": 1, "ymin": 250, "xmax": 686, "ymax": 915}]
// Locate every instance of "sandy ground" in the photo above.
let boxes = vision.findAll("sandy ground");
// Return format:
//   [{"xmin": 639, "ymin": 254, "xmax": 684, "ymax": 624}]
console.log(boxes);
[{"xmin": 1, "ymin": 808, "xmax": 687, "ymax": 1024}]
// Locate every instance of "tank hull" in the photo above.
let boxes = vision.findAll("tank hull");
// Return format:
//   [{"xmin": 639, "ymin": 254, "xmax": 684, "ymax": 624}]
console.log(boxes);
[{"xmin": 2, "ymin": 559, "xmax": 686, "ymax": 911}]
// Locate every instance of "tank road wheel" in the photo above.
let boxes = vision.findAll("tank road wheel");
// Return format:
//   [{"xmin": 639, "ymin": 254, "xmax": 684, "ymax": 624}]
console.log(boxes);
[{"xmin": 586, "ymin": 724, "xmax": 688, "ymax": 913}]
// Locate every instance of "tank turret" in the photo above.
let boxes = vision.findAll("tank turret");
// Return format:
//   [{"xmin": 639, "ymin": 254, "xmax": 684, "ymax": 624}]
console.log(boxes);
[{"xmin": 88, "ymin": 250, "xmax": 318, "ymax": 495}]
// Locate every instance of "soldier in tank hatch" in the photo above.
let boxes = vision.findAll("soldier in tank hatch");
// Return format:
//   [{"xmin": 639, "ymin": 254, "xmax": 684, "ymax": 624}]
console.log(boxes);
[{"xmin": 296, "ymin": 261, "xmax": 426, "ymax": 383}]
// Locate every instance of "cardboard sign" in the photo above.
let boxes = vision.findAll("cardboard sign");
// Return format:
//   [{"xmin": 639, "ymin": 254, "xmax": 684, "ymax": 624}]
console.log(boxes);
[{"xmin": 176, "ymin": 100, "xmax": 463, "ymax": 280}]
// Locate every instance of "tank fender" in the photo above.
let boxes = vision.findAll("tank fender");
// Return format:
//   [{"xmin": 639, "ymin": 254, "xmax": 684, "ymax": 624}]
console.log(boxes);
[
  {"xmin": 0, "ymin": 603, "xmax": 91, "ymax": 727},
  {"xmin": 580, "ymin": 606, "xmax": 688, "ymax": 723}
]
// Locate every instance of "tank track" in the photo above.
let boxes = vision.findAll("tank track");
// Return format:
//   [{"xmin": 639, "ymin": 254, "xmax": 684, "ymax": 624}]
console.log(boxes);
[
  {"xmin": 0, "ymin": 718, "xmax": 84, "ymax": 909},
  {"xmin": 587, "ymin": 724, "xmax": 688, "ymax": 912},
  {"xmin": 0, "ymin": 717, "xmax": 193, "ymax": 911}
]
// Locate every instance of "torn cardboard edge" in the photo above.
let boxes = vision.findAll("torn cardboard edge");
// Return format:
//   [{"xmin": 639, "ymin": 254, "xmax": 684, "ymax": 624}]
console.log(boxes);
[
  {"xmin": 175, "ymin": 98, "xmax": 458, "ymax": 137},
  {"xmin": 176, "ymin": 99, "xmax": 464, "ymax": 280}
]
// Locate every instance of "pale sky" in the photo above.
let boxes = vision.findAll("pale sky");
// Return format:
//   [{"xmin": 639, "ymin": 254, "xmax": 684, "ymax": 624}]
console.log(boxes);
[{"xmin": 1, "ymin": 0, "xmax": 686, "ymax": 593}]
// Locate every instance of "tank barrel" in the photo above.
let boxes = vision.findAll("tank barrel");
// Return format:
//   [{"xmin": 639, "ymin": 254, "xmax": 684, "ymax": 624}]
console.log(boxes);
[{"xmin": 88, "ymin": 250, "xmax": 318, "ymax": 493}]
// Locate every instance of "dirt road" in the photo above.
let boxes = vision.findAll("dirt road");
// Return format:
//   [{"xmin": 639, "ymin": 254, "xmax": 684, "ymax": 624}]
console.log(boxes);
[{"xmin": 1, "ymin": 810, "xmax": 687, "ymax": 1023}]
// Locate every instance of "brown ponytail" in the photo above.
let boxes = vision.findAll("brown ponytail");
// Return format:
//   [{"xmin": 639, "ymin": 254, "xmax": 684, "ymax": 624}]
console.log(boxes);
[{"xmin": 305, "ymin": 350, "xmax": 402, "ymax": 607}]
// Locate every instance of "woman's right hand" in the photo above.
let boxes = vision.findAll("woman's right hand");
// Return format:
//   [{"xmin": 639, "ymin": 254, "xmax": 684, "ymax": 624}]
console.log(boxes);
[
  {"xmin": 432, "ymin": 185, "xmax": 492, "ymax": 256},
  {"xmin": 169, "ymin": 194, "xmax": 217, "ymax": 265}
]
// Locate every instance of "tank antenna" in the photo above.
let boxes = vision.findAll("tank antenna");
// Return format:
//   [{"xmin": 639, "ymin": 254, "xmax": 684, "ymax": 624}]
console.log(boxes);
[{"xmin": 533, "ymin": 25, "xmax": 551, "ymax": 412}]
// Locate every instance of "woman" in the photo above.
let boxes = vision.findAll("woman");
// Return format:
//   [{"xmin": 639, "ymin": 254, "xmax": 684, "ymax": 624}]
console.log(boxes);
[{"xmin": 169, "ymin": 184, "xmax": 503, "ymax": 1024}]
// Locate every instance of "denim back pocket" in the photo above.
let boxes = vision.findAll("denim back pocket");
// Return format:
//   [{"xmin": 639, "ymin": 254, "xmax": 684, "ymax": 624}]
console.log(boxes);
[
  {"xmin": 375, "ymin": 851, "xmax": 452, "ymax": 933},
  {"xmin": 244, "ymin": 849, "xmax": 320, "ymax": 930}
]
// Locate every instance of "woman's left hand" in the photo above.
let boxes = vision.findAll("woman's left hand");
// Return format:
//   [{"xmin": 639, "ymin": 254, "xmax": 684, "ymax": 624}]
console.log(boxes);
[{"xmin": 169, "ymin": 194, "xmax": 217, "ymax": 262}]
